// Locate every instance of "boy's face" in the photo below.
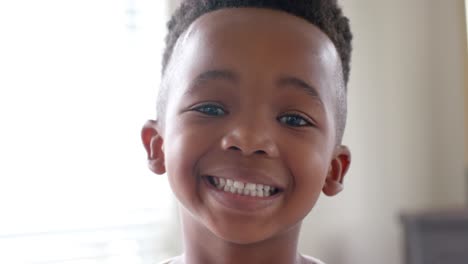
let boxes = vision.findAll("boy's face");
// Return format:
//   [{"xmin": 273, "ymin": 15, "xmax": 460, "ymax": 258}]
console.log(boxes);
[{"xmin": 143, "ymin": 8, "xmax": 350, "ymax": 244}]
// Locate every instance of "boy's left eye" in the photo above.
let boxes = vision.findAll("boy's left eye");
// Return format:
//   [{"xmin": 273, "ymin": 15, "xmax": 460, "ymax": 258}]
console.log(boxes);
[{"xmin": 278, "ymin": 114, "xmax": 312, "ymax": 127}]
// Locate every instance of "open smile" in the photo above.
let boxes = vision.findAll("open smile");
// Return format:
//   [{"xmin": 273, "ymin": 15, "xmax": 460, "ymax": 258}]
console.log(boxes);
[
  {"xmin": 202, "ymin": 175, "xmax": 284, "ymax": 211},
  {"xmin": 206, "ymin": 175, "xmax": 281, "ymax": 197}
]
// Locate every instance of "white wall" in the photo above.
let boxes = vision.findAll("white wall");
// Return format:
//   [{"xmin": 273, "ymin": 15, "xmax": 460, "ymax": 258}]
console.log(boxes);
[{"xmin": 299, "ymin": 1, "xmax": 467, "ymax": 264}]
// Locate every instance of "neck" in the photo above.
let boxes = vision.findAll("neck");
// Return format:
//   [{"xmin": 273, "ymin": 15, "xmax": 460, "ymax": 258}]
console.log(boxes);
[{"xmin": 179, "ymin": 209, "xmax": 303, "ymax": 264}]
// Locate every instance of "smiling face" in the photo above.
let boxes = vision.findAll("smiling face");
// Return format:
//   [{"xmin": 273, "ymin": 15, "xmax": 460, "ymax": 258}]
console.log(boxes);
[{"xmin": 143, "ymin": 8, "xmax": 351, "ymax": 245}]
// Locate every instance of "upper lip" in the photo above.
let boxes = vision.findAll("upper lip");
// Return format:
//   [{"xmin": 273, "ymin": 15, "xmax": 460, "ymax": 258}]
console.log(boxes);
[{"xmin": 203, "ymin": 167, "xmax": 286, "ymax": 189}]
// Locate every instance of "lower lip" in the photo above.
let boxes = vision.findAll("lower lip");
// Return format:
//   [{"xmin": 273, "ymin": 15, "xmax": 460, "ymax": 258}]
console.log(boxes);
[{"xmin": 202, "ymin": 176, "xmax": 282, "ymax": 212}]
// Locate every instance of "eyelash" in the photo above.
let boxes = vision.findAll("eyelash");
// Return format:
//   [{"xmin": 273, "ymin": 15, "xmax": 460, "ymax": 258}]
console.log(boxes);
[{"xmin": 191, "ymin": 104, "xmax": 313, "ymax": 128}]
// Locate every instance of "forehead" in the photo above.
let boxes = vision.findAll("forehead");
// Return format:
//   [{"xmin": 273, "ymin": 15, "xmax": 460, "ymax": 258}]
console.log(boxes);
[
  {"xmin": 189, "ymin": 7, "xmax": 331, "ymax": 50},
  {"xmin": 166, "ymin": 7, "xmax": 342, "ymax": 109}
]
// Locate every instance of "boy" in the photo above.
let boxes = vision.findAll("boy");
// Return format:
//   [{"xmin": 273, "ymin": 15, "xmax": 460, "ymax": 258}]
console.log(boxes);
[{"xmin": 142, "ymin": 1, "xmax": 353, "ymax": 263}]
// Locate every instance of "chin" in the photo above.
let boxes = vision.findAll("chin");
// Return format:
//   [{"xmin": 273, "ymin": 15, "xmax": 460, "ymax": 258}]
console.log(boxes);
[{"xmin": 207, "ymin": 221, "xmax": 277, "ymax": 245}]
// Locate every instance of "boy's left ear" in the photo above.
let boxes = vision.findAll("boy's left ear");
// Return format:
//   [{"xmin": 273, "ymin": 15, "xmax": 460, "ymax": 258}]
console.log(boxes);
[{"xmin": 322, "ymin": 145, "xmax": 351, "ymax": 196}]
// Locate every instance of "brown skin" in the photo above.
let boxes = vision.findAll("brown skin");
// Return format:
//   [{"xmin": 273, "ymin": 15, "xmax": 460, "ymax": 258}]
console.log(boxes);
[{"xmin": 142, "ymin": 8, "xmax": 351, "ymax": 264}]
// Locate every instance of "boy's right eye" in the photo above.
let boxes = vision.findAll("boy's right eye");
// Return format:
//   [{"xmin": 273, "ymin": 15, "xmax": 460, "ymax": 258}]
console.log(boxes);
[{"xmin": 192, "ymin": 104, "xmax": 227, "ymax": 116}]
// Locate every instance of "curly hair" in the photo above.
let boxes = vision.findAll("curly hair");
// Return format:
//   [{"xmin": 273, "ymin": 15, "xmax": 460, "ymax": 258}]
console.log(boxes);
[
  {"xmin": 163, "ymin": 0, "xmax": 353, "ymax": 85},
  {"xmin": 159, "ymin": 0, "xmax": 353, "ymax": 143}
]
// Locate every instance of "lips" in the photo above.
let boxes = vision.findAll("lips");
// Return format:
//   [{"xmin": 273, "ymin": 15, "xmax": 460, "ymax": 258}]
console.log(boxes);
[{"xmin": 201, "ymin": 166, "xmax": 285, "ymax": 211}]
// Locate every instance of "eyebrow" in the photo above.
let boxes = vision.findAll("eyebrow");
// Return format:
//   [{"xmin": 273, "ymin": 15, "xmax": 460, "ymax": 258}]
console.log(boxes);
[
  {"xmin": 277, "ymin": 76, "xmax": 322, "ymax": 102},
  {"xmin": 187, "ymin": 70, "xmax": 321, "ymax": 102},
  {"xmin": 193, "ymin": 69, "xmax": 239, "ymax": 85}
]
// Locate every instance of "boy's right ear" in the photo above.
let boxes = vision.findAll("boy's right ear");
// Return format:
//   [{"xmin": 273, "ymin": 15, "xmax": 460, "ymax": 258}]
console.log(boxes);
[{"xmin": 141, "ymin": 120, "xmax": 166, "ymax": 175}]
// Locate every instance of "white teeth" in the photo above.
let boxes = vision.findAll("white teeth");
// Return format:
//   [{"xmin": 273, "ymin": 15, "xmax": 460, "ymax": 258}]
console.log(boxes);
[
  {"xmin": 246, "ymin": 183, "xmax": 256, "ymax": 191},
  {"xmin": 210, "ymin": 176, "xmax": 278, "ymax": 197},
  {"xmin": 229, "ymin": 186, "xmax": 236, "ymax": 193},
  {"xmin": 219, "ymin": 178, "xmax": 226, "ymax": 187},
  {"xmin": 226, "ymin": 179, "xmax": 233, "ymax": 187},
  {"xmin": 233, "ymin": 181, "xmax": 244, "ymax": 189}
]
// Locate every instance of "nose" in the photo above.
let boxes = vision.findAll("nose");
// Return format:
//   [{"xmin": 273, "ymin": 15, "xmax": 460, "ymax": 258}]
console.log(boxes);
[{"xmin": 220, "ymin": 118, "xmax": 279, "ymax": 158}]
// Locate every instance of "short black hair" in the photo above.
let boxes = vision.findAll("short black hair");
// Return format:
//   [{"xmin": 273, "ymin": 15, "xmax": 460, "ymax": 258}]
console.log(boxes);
[
  {"xmin": 163, "ymin": 0, "xmax": 352, "ymax": 84},
  {"xmin": 159, "ymin": 0, "xmax": 353, "ymax": 143}
]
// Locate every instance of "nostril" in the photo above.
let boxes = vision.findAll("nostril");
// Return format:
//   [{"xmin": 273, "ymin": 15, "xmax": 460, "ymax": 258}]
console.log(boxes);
[
  {"xmin": 228, "ymin": 146, "xmax": 241, "ymax": 151},
  {"xmin": 227, "ymin": 146, "xmax": 267, "ymax": 156}
]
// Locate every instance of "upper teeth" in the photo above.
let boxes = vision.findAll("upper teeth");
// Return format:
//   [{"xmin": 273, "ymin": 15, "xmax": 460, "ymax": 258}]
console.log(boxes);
[{"xmin": 211, "ymin": 176, "xmax": 277, "ymax": 197}]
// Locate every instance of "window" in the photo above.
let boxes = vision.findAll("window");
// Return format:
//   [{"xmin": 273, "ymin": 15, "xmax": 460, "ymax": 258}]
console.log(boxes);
[{"xmin": 0, "ymin": 1, "xmax": 178, "ymax": 263}]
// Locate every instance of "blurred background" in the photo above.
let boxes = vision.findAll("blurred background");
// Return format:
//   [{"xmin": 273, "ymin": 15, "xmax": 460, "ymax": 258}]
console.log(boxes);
[{"xmin": 0, "ymin": 0, "xmax": 466, "ymax": 264}]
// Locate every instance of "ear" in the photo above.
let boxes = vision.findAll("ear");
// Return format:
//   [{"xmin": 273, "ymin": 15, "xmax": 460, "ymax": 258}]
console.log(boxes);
[
  {"xmin": 141, "ymin": 120, "xmax": 166, "ymax": 175},
  {"xmin": 322, "ymin": 145, "xmax": 351, "ymax": 196}
]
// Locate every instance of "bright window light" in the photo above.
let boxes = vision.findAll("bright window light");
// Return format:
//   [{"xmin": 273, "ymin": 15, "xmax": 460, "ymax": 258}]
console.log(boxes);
[{"xmin": 0, "ymin": 0, "xmax": 176, "ymax": 263}]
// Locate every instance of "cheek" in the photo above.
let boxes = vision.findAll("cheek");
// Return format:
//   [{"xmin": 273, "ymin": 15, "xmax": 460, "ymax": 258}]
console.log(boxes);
[
  {"xmin": 285, "ymin": 134, "xmax": 331, "ymax": 182},
  {"xmin": 298, "ymin": 150, "xmax": 330, "ymax": 181},
  {"xmin": 164, "ymin": 129, "xmax": 200, "ymax": 203},
  {"xmin": 164, "ymin": 122, "xmax": 215, "ymax": 208},
  {"xmin": 289, "ymin": 159, "xmax": 328, "ymax": 221},
  {"xmin": 295, "ymin": 156, "xmax": 328, "ymax": 196},
  {"xmin": 286, "ymin": 140, "xmax": 331, "ymax": 209}
]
